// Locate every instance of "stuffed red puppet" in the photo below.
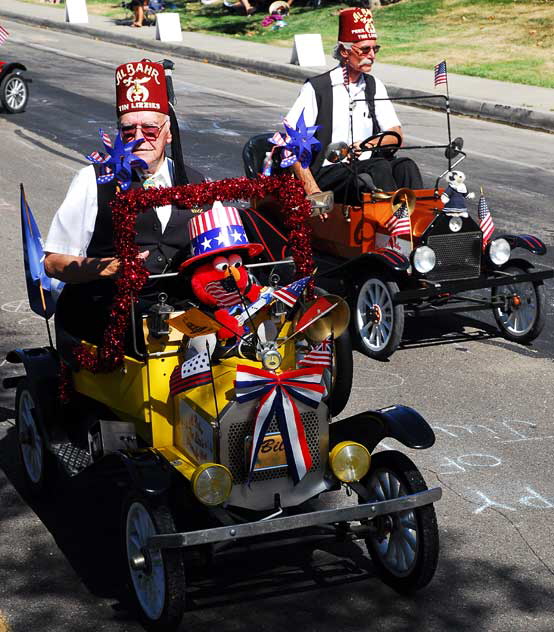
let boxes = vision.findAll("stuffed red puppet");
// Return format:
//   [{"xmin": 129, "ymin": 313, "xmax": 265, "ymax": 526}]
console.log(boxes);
[
  {"xmin": 190, "ymin": 253, "xmax": 262, "ymax": 340},
  {"xmin": 180, "ymin": 202, "xmax": 264, "ymax": 341}
]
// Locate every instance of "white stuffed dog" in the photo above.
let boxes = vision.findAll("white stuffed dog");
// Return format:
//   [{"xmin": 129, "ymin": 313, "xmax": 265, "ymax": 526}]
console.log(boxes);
[{"xmin": 440, "ymin": 171, "xmax": 475, "ymax": 217}]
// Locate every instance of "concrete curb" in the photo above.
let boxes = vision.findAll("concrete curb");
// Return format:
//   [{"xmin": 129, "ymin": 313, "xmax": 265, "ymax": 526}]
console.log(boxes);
[{"xmin": 3, "ymin": 8, "xmax": 554, "ymax": 133}]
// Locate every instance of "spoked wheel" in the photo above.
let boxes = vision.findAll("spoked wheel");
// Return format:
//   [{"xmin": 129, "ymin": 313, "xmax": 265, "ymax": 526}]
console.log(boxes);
[
  {"xmin": 15, "ymin": 379, "xmax": 55, "ymax": 495},
  {"xmin": 0, "ymin": 73, "xmax": 29, "ymax": 113},
  {"xmin": 123, "ymin": 494, "xmax": 186, "ymax": 631},
  {"xmin": 354, "ymin": 276, "xmax": 404, "ymax": 360},
  {"xmin": 360, "ymin": 451, "xmax": 439, "ymax": 593},
  {"xmin": 491, "ymin": 264, "xmax": 546, "ymax": 343}
]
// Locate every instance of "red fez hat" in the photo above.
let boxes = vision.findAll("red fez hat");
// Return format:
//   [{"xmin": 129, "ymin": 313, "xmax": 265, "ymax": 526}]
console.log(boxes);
[
  {"xmin": 115, "ymin": 59, "xmax": 169, "ymax": 117},
  {"xmin": 338, "ymin": 8, "xmax": 377, "ymax": 43}
]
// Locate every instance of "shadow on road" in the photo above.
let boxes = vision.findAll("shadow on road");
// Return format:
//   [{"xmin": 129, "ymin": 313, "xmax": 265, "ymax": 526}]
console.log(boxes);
[{"xmin": 1, "ymin": 419, "xmax": 554, "ymax": 632}]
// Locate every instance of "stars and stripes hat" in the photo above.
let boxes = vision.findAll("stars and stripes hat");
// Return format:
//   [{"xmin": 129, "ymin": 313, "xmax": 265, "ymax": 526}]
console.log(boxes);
[{"xmin": 179, "ymin": 201, "xmax": 264, "ymax": 270}]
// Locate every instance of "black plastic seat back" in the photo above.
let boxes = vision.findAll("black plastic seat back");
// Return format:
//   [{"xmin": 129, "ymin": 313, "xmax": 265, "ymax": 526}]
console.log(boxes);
[{"xmin": 242, "ymin": 132, "xmax": 274, "ymax": 179}]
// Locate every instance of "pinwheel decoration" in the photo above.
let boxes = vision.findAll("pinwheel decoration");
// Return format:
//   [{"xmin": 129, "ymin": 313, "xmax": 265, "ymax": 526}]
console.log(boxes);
[
  {"xmin": 86, "ymin": 129, "xmax": 148, "ymax": 191},
  {"xmin": 268, "ymin": 109, "xmax": 321, "ymax": 172}
]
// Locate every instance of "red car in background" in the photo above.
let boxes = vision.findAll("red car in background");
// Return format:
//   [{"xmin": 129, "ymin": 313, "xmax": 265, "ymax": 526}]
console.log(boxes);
[{"xmin": 0, "ymin": 60, "xmax": 30, "ymax": 113}]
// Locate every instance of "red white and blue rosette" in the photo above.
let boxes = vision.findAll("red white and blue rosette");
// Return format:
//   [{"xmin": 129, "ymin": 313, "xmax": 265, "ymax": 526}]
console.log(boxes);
[{"xmin": 235, "ymin": 365, "xmax": 326, "ymax": 483}]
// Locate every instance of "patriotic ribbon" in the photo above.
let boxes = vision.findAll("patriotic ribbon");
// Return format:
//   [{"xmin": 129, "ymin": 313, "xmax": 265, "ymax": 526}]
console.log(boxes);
[{"xmin": 235, "ymin": 365, "xmax": 325, "ymax": 483}]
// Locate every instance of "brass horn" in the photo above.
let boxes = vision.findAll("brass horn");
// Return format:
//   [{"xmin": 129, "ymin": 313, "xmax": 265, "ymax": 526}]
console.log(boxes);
[
  {"xmin": 371, "ymin": 188, "xmax": 416, "ymax": 215},
  {"xmin": 294, "ymin": 295, "xmax": 350, "ymax": 343},
  {"xmin": 391, "ymin": 188, "xmax": 416, "ymax": 215}
]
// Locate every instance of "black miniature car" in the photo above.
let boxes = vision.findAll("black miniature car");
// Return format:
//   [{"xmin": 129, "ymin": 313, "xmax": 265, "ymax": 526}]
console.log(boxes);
[{"xmin": 241, "ymin": 125, "xmax": 553, "ymax": 360}]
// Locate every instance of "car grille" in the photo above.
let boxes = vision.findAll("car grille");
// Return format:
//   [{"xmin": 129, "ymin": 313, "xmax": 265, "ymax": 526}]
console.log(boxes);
[
  {"xmin": 227, "ymin": 412, "xmax": 321, "ymax": 483},
  {"xmin": 426, "ymin": 231, "xmax": 482, "ymax": 282}
]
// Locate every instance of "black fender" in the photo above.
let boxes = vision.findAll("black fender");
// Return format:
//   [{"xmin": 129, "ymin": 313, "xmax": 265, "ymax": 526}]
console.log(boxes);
[
  {"xmin": 4, "ymin": 347, "xmax": 59, "ymax": 389},
  {"xmin": 329, "ymin": 405, "xmax": 435, "ymax": 453},
  {"xmin": 318, "ymin": 250, "xmax": 409, "ymax": 280},
  {"xmin": 0, "ymin": 63, "xmax": 31, "ymax": 82},
  {"xmin": 498, "ymin": 234, "xmax": 546, "ymax": 256}
]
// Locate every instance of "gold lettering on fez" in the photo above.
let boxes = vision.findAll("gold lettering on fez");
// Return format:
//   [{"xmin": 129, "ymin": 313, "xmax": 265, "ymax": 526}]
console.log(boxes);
[
  {"xmin": 116, "ymin": 64, "xmax": 161, "ymax": 86},
  {"xmin": 353, "ymin": 9, "xmax": 372, "ymax": 24}
]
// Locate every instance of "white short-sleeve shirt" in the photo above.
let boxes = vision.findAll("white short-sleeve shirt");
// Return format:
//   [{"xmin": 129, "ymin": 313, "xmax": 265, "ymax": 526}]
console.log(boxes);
[
  {"xmin": 44, "ymin": 158, "xmax": 174, "ymax": 257},
  {"xmin": 285, "ymin": 66, "xmax": 401, "ymax": 166}
]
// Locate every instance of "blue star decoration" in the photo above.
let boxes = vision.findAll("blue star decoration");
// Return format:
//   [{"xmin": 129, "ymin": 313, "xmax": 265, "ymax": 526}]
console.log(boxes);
[
  {"xmin": 86, "ymin": 129, "xmax": 148, "ymax": 191},
  {"xmin": 282, "ymin": 110, "xmax": 321, "ymax": 169}
]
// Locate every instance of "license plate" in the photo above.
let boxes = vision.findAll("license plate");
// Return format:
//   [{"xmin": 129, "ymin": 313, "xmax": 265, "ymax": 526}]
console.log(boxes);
[{"xmin": 245, "ymin": 432, "xmax": 288, "ymax": 471}]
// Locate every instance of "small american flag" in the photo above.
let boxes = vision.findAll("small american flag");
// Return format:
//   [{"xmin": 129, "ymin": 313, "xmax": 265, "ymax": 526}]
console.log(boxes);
[
  {"xmin": 101, "ymin": 130, "xmax": 113, "ymax": 148},
  {"xmin": 299, "ymin": 339, "xmax": 333, "ymax": 369},
  {"xmin": 477, "ymin": 193, "xmax": 495, "ymax": 245},
  {"xmin": 434, "ymin": 60, "xmax": 447, "ymax": 87},
  {"xmin": 169, "ymin": 350, "xmax": 212, "ymax": 397},
  {"xmin": 273, "ymin": 276, "xmax": 310, "ymax": 308},
  {"xmin": 385, "ymin": 202, "xmax": 411, "ymax": 238},
  {"xmin": 0, "ymin": 25, "xmax": 9, "ymax": 46}
]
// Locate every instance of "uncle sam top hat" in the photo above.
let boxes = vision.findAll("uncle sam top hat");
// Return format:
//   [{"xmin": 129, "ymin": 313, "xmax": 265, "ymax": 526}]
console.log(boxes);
[{"xmin": 179, "ymin": 201, "xmax": 264, "ymax": 270}]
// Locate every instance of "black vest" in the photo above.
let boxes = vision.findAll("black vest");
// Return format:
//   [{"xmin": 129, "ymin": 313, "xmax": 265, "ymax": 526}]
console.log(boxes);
[
  {"xmin": 307, "ymin": 69, "xmax": 379, "ymax": 175},
  {"xmin": 88, "ymin": 162, "xmax": 204, "ymax": 276}
]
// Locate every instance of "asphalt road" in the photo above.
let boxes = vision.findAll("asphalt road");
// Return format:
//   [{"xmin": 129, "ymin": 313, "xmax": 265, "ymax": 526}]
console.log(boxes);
[{"xmin": 1, "ymin": 20, "xmax": 554, "ymax": 632}]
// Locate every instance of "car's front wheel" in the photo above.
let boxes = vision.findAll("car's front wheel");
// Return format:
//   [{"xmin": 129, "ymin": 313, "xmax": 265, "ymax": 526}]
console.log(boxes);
[
  {"xmin": 0, "ymin": 72, "xmax": 29, "ymax": 113},
  {"xmin": 359, "ymin": 450, "xmax": 439, "ymax": 593},
  {"xmin": 123, "ymin": 494, "xmax": 186, "ymax": 631},
  {"xmin": 491, "ymin": 263, "xmax": 546, "ymax": 343},
  {"xmin": 353, "ymin": 276, "xmax": 404, "ymax": 360}
]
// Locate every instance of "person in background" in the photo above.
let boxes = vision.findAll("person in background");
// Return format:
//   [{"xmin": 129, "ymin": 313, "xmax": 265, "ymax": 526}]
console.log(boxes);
[
  {"xmin": 130, "ymin": 0, "xmax": 148, "ymax": 26},
  {"xmin": 285, "ymin": 7, "xmax": 422, "ymax": 204}
]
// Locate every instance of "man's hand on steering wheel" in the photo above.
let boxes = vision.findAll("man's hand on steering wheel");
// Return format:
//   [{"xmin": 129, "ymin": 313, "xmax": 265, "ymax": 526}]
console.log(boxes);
[{"xmin": 358, "ymin": 130, "xmax": 403, "ymax": 156}]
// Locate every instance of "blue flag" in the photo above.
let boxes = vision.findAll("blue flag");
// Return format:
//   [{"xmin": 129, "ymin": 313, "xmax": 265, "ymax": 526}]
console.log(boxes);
[{"xmin": 20, "ymin": 185, "xmax": 64, "ymax": 319}]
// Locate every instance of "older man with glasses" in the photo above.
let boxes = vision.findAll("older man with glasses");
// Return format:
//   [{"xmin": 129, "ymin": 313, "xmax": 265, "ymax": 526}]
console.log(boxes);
[
  {"xmin": 44, "ymin": 59, "xmax": 204, "ymax": 347},
  {"xmin": 285, "ymin": 8, "xmax": 422, "ymax": 204}
]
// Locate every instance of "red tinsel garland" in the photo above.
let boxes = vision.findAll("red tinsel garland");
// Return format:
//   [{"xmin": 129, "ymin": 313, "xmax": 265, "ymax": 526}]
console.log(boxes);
[{"xmin": 73, "ymin": 174, "xmax": 314, "ymax": 373}]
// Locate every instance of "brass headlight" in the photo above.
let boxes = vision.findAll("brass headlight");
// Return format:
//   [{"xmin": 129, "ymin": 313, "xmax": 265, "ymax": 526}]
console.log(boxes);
[
  {"xmin": 192, "ymin": 463, "xmax": 232, "ymax": 506},
  {"xmin": 329, "ymin": 441, "xmax": 371, "ymax": 483}
]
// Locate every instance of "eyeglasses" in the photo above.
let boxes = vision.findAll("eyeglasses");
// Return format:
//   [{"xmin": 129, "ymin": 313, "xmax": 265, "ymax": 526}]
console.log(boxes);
[
  {"xmin": 119, "ymin": 120, "xmax": 167, "ymax": 142},
  {"xmin": 351, "ymin": 44, "xmax": 381, "ymax": 56}
]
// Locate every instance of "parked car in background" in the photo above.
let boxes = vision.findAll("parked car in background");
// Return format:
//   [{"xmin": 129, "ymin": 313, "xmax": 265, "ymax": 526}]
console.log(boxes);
[{"xmin": 0, "ymin": 60, "xmax": 30, "ymax": 113}]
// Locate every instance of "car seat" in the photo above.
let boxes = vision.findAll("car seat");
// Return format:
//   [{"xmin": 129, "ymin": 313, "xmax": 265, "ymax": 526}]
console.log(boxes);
[{"xmin": 242, "ymin": 132, "xmax": 275, "ymax": 179}]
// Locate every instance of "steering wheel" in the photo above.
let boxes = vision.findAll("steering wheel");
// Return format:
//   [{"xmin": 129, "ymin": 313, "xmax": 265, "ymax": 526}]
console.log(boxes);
[{"xmin": 359, "ymin": 131, "xmax": 402, "ymax": 156}]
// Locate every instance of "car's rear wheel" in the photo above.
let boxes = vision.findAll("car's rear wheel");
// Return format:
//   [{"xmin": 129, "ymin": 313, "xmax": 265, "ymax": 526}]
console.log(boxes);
[
  {"xmin": 359, "ymin": 450, "xmax": 439, "ymax": 593},
  {"xmin": 123, "ymin": 494, "xmax": 186, "ymax": 631},
  {"xmin": 0, "ymin": 73, "xmax": 29, "ymax": 113},
  {"xmin": 353, "ymin": 276, "xmax": 404, "ymax": 360},
  {"xmin": 15, "ymin": 379, "xmax": 56, "ymax": 495},
  {"xmin": 491, "ymin": 263, "xmax": 546, "ymax": 343}
]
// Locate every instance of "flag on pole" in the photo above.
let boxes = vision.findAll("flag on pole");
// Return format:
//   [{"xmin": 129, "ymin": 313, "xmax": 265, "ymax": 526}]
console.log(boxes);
[
  {"xmin": 20, "ymin": 185, "xmax": 64, "ymax": 319},
  {"xmin": 169, "ymin": 350, "xmax": 212, "ymax": 397},
  {"xmin": 299, "ymin": 339, "xmax": 333, "ymax": 369},
  {"xmin": 385, "ymin": 202, "xmax": 411, "ymax": 244},
  {"xmin": 434, "ymin": 60, "xmax": 448, "ymax": 87},
  {"xmin": 477, "ymin": 192, "xmax": 495, "ymax": 246},
  {"xmin": 0, "ymin": 25, "xmax": 9, "ymax": 46},
  {"xmin": 272, "ymin": 276, "xmax": 311, "ymax": 308}
]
